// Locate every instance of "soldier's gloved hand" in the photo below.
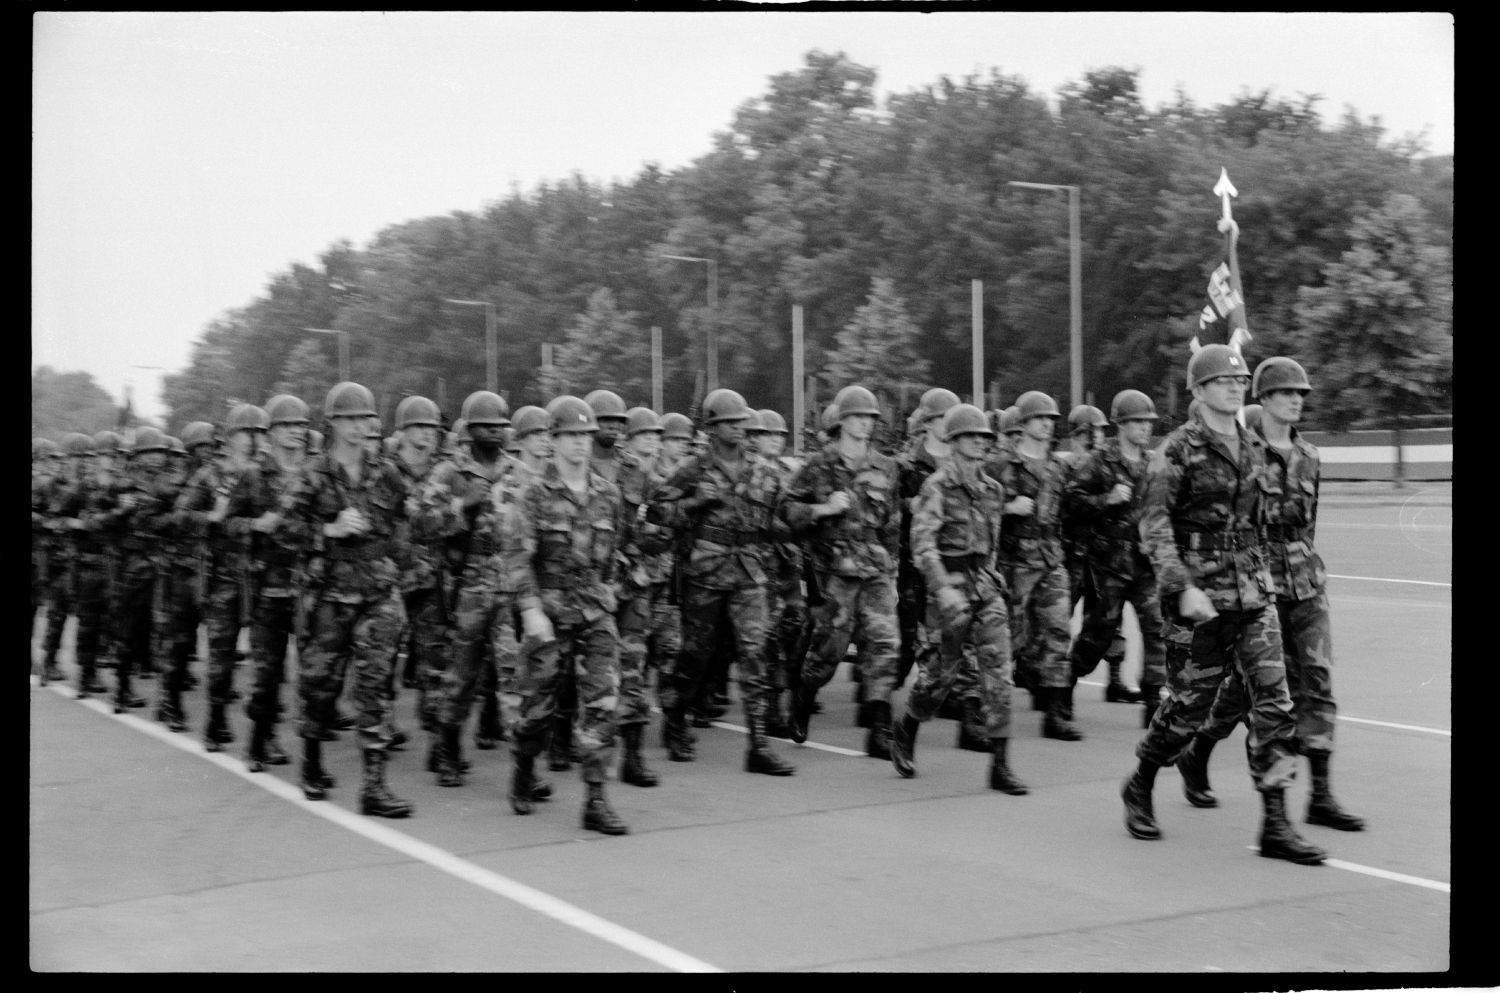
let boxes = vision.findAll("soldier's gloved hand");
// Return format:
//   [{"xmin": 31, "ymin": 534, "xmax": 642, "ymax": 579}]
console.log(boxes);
[
  {"xmin": 521, "ymin": 606, "xmax": 554, "ymax": 645},
  {"xmin": 252, "ymin": 511, "xmax": 279, "ymax": 533},
  {"xmin": 936, "ymin": 586, "xmax": 968, "ymax": 626},
  {"xmin": 687, "ymin": 480, "xmax": 724, "ymax": 511},
  {"xmin": 1106, "ymin": 483, "xmax": 1133, "ymax": 506},
  {"xmin": 817, "ymin": 491, "xmax": 852, "ymax": 518},
  {"xmin": 208, "ymin": 493, "xmax": 231, "ymax": 524},
  {"xmin": 1006, "ymin": 496, "xmax": 1035, "ymax": 517},
  {"xmin": 1178, "ymin": 587, "xmax": 1218, "ymax": 623}
]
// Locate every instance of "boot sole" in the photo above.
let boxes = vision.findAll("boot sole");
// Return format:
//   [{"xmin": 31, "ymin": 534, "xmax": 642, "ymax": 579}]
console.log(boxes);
[
  {"xmin": 1259, "ymin": 846, "xmax": 1326, "ymax": 865},
  {"xmin": 1184, "ymin": 792, "xmax": 1219, "ymax": 809},
  {"xmin": 1306, "ymin": 814, "xmax": 1366, "ymax": 832}
]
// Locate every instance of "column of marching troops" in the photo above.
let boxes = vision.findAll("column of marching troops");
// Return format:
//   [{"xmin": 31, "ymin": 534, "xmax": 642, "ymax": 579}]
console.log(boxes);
[{"xmin": 31, "ymin": 343, "xmax": 1365, "ymax": 861}]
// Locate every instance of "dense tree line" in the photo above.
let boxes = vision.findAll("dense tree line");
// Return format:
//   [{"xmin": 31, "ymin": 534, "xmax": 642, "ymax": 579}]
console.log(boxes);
[{"xmin": 159, "ymin": 52, "xmax": 1452, "ymax": 434}]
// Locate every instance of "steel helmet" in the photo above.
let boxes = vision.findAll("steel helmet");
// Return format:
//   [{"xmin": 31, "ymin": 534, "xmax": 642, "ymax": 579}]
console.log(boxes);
[
  {"xmin": 1186, "ymin": 344, "xmax": 1249, "ymax": 390},
  {"xmin": 756, "ymin": 409, "xmax": 789, "ymax": 435},
  {"xmin": 702, "ymin": 388, "xmax": 751, "ymax": 424},
  {"xmin": 1000, "ymin": 406, "xmax": 1023, "ymax": 436},
  {"xmin": 324, "ymin": 381, "xmax": 377, "ymax": 419},
  {"xmin": 1109, "ymin": 390, "xmax": 1159, "ymax": 423},
  {"xmin": 181, "ymin": 421, "xmax": 216, "ymax": 450},
  {"xmin": 461, "ymin": 390, "xmax": 510, "ymax": 427},
  {"xmin": 131, "ymin": 425, "xmax": 170, "ymax": 453},
  {"xmin": 1067, "ymin": 405, "xmax": 1108, "ymax": 435},
  {"xmin": 1252, "ymin": 356, "xmax": 1313, "ymax": 399},
  {"xmin": 917, "ymin": 388, "xmax": 962, "ymax": 424},
  {"xmin": 63, "ymin": 432, "xmax": 94, "ymax": 456},
  {"xmin": 395, "ymin": 395, "xmax": 442, "ymax": 430},
  {"xmin": 660, "ymin": 412, "xmax": 694, "ymax": 440},
  {"xmin": 820, "ymin": 401, "xmax": 841, "ymax": 435},
  {"xmin": 941, "ymin": 403, "xmax": 997, "ymax": 442},
  {"xmin": 33, "ymin": 438, "xmax": 59, "ymax": 459},
  {"xmin": 167, "ymin": 436, "xmax": 187, "ymax": 456},
  {"xmin": 1241, "ymin": 404, "xmax": 1264, "ymax": 434},
  {"xmin": 548, "ymin": 395, "xmax": 599, "ymax": 434},
  {"xmin": 834, "ymin": 385, "xmax": 881, "ymax": 420},
  {"xmin": 92, "ymin": 430, "xmax": 122, "ymax": 454},
  {"xmin": 510, "ymin": 405, "xmax": 550, "ymax": 439},
  {"xmin": 451, "ymin": 418, "xmax": 469, "ymax": 441},
  {"xmin": 1015, "ymin": 391, "xmax": 1061, "ymax": 421},
  {"xmin": 226, "ymin": 404, "xmax": 271, "ymax": 434},
  {"xmin": 265, "ymin": 394, "xmax": 310, "ymax": 426},
  {"xmin": 584, "ymin": 389, "xmax": 629, "ymax": 422},
  {"xmin": 625, "ymin": 406, "xmax": 663, "ymax": 436},
  {"xmin": 742, "ymin": 409, "xmax": 767, "ymax": 433}
]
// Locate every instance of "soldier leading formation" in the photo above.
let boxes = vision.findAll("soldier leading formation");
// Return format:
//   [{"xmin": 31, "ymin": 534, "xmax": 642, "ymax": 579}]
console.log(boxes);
[{"xmin": 31, "ymin": 352, "xmax": 1362, "ymax": 860}]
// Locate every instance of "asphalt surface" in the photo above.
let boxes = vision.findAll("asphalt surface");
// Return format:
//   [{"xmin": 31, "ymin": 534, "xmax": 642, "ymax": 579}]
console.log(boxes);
[{"xmin": 30, "ymin": 482, "xmax": 1458, "ymax": 975}]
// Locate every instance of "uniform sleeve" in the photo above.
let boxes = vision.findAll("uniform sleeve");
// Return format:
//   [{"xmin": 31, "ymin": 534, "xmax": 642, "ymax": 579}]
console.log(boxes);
[
  {"xmin": 222, "ymin": 466, "xmax": 261, "ymax": 540},
  {"xmin": 645, "ymin": 457, "xmax": 698, "ymax": 530},
  {"xmin": 502, "ymin": 482, "xmax": 542, "ymax": 614},
  {"xmin": 1138, "ymin": 443, "xmax": 1190, "ymax": 598},
  {"xmin": 271, "ymin": 462, "xmax": 319, "ymax": 550},
  {"xmin": 1063, "ymin": 451, "xmax": 1111, "ymax": 520},
  {"xmin": 173, "ymin": 464, "xmax": 219, "ymax": 539},
  {"xmin": 910, "ymin": 474, "xmax": 951, "ymax": 592},
  {"xmin": 776, "ymin": 457, "xmax": 821, "ymax": 534},
  {"xmin": 879, "ymin": 465, "xmax": 901, "ymax": 561}
]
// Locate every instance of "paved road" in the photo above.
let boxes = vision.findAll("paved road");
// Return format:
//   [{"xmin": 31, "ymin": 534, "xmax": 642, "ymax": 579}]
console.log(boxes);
[{"xmin": 30, "ymin": 484, "xmax": 1456, "ymax": 974}]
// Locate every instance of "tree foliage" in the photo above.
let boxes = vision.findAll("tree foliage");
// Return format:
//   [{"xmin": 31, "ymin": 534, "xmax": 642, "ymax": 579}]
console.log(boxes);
[{"xmin": 32, "ymin": 366, "xmax": 123, "ymax": 439}]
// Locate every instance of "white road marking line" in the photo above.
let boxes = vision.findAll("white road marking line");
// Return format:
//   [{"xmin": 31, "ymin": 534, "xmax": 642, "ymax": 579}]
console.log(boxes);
[
  {"xmin": 1244, "ymin": 848, "xmax": 1449, "ymax": 893},
  {"xmin": 707, "ymin": 720, "xmax": 866, "ymax": 757},
  {"xmin": 1319, "ymin": 522, "xmax": 1450, "ymax": 530},
  {"xmin": 1328, "ymin": 574, "xmax": 1450, "ymax": 588},
  {"xmin": 40, "ymin": 682, "xmax": 722, "ymax": 974},
  {"xmin": 1338, "ymin": 715, "xmax": 1450, "ymax": 737}
]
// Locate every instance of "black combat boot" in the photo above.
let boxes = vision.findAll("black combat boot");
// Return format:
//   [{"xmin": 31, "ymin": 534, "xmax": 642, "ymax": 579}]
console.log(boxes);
[
  {"xmin": 301, "ymin": 737, "xmax": 335, "ymax": 801},
  {"xmin": 1104, "ymin": 657, "xmax": 1140, "ymax": 702},
  {"xmin": 854, "ymin": 678, "xmax": 872, "ymax": 727},
  {"xmin": 987, "ymin": 737, "xmax": 1029, "ymax": 795},
  {"xmin": 549, "ymin": 714, "xmax": 575, "ymax": 771},
  {"xmin": 664, "ymin": 707, "xmax": 696, "ymax": 762},
  {"xmin": 744, "ymin": 705, "xmax": 796, "ymax": 776},
  {"xmin": 509, "ymin": 751, "xmax": 538, "ymax": 815},
  {"xmin": 1176, "ymin": 734, "xmax": 1219, "ymax": 808},
  {"xmin": 1258, "ymin": 788, "xmax": 1327, "ymax": 864},
  {"xmin": 890, "ymin": 713, "xmax": 920, "ymax": 779},
  {"xmin": 204, "ymin": 703, "xmax": 233, "ymax": 752},
  {"xmin": 156, "ymin": 687, "xmax": 187, "ymax": 733},
  {"xmin": 262, "ymin": 730, "xmax": 290, "ymax": 765},
  {"xmin": 475, "ymin": 692, "xmax": 503, "ymax": 750},
  {"xmin": 581, "ymin": 781, "xmax": 629, "ymax": 835},
  {"xmin": 77, "ymin": 659, "xmax": 106, "ymax": 699},
  {"xmin": 424, "ymin": 731, "xmax": 470, "ymax": 773},
  {"xmin": 437, "ymin": 725, "xmax": 465, "ymax": 787},
  {"xmin": 114, "ymin": 667, "xmax": 146, "ymax": 714},
  {"xmin": 1140, "ymin": 684, "xmax": 1163, "ymax": 728},
  {"xmin": 359, "ymin": 749, "xmax": 414, "ymax": 818},
  {"xmin": 1041, "ymin": 687, "xmax": 1083, "ymax": 741},
  {"xmin": 955, "ymin": 697, "xmax": 989, "ymax": 752},
  {"xmin": 788, "ymin": 684, "xmax": 814, "ymax": 744},
  {"xmin": 764, "ymin": 689, "xmax": 793, "ymax": 739},
  {"xmin": 619, "ymin": 723, "xmax": 659, "ymax": 787},
  {"xmin": 246, "ymin": 721, "xmax": 270, "ymax": 773},
  {"xmin": 1305, "ymin": 752, "xmax": 1366, "ymax": 831},
  {"xmin": 1122, "ymin": 762, "xmax": 1162, "ymax": 840},
  {"xmin": 864, "ymin": 700, "xmax": 893, "ymax": 760}
]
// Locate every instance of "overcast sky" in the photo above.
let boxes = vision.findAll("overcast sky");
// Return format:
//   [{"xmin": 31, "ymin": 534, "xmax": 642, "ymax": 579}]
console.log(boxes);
[{"xmin": 32, "ymin": 11, "xmax": 1454, "ymax": 423}]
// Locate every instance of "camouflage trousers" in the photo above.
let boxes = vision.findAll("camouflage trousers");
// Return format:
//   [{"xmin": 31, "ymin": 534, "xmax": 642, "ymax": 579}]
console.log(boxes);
[
  {"xmin": 67, "ymin": 563, "xmax": 108, "ymax": 678},
  {"xmin": 245, "ymin": 593, "xmax": 295, "ymax": 728},
  {"xmin": 298, "ymin": 592, "xmax": 403, "ymax": 750},
  {"xmin": 906, "ymin": 574, "xmax": 1015, "ymax": 739},
  {"xmin": 1198, "ymin": 592, "xmax": 1338, "ymax": 761},
  {"xmin": 802, "ymin": 572, "xmax": 899, "ymax": 705},
  {"xmin": 1069, "ymin": 570, "xmax": 1166, "ymax": 687},
  {"xmin": 1069, "ymin": 561, "xmax": 1126, "ymax": 668},
  {"xmin": 399, "ymin": 587, "xmax": 452, "ymax": 732},
  {"xmin": 442, "ymin": 584, "xmax": 518, "ymax": 732},
  {"xmin": 509, "ymin": 612, "xmax": 620, "ymax": 785},
  {"xmin": 115, "ymin": 561, "xmax": 158, "ymax": 690},
  {"xmin": 155, "ymin": 562, "xmax": 201, "ymax": 694},
  {"xmin": 897, "ymin": 564, "xmax": 942, "ymax": 690},
  {"xmin": 203, "ymin": 575, "xmax": 248, "ymax": 708},
  {"xmin": 1005, "ymin": 563, "xmax": 1073, "ymax": 690},
  {"xmin": 616, "ymin": 580, "xmax": 681, "ymax": 726},
  {"xmin": 668, "ymin": 581, "xmax": 772, "ymax": 720},
  {"xmin": 1135, "ymin": 602, "xmax": 1299, "ymax": 792},
  {"xmin": 763, "ymin": 573, "xmax": 807, "ymax": 693}
]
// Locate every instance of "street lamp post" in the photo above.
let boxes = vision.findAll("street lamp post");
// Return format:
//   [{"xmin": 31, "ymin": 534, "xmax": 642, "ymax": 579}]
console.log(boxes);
[
  {"xmin": 441, "ymin": 299, "xmax": 498, "ymax": 394},
  {"xmin": 1008, "ymin": 181, "xmax": 1083, "ymax": 409},
  {"xmin": 661, "ymin": 255, "xmax": 719, "ymax": 393},
  {"xmin": 302, "ymin": 328, "xmax": 351, "ymax": 382}
]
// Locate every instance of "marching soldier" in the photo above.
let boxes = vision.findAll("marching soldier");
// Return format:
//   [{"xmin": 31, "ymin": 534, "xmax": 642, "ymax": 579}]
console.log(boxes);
[
  {"xmin": 782, "ymin": 385, "xmax": 902, "ymax": 760},
  {"xmin": 164, "ymin": 422, "xmax": 218, "ymax": 695},
  {"xmin": 500, "ymin": 396, "xmax": 630, "ymax": 833},
  {"xmin": 1119, "ymin": 345, "xmax": 1324, "ymax": 865},
  {"xmin": 1063, "ymin": 391, "xmax": 1168, "ymax": 729},
  {"xmin": 34, "ymin": 438, "xmax": 71, "ymax": 683},
  {"xmin": 648, "ymin": 388, "xmax": 796, "ymax": 776},
  {"xmin": 891, "ymin": 403, "xmax": 1027, "ymax": 793},
  {"xmin": 747, "ymin": 408, "xmax": 807, "ymax": 738},
  {"xmin": 986, "ymin": 391, "xmax": 1082, "ymax": 741},
  {"xmin": 51, "ymin": 433, "xmax": 120, "ymax": 697},
  {"xmin": 658, "ymin": 412, "xmax": 695, "ymax": 473},
  {"xmin": 1176, "ymin": 358, "xmax": 1365, "ymax": 833},
  {"xmin": 275, "ymin": 381, "xmax": 414, "ymax": 818}
]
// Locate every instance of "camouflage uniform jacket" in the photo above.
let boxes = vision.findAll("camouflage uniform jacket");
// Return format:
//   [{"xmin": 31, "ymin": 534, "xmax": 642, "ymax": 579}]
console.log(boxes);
[
  {"xmin": 753, "ymin": 452, "xmax": 804, "ymax": 584},
  {"xmin": 985, "ymin": 447, "xmax": 1068, "ymax": 571},
  {"xmin": 648, "ymin": 448, "xmax": 785, "ymax": 590},
  {"xmin": 225, "ymin": 451, "xmax": 307, "ymax": 597},
  {"xmin": 781, "ymin": 445, "xmax": 900, "ymax": 579},
  {"xmin": 1055, "ymin": 450, "xmax": 1091, "ymax": 575},
  {"xmin": 174, "ymin": 457, "xmax": 262, "ymax": 583},
  {"xmin": 910, "ymin": 458, "xmax": 1008, "ymax": 596},
  {"xmin": 1255, "ymin": 426, "xmax": 1326, "ymax": 600},
  {"xmin": 614, "ymin": 449, "xmax": 676, "ymax": 589},
  {"xmin": 502, "ymin": 460, "xmax": 621, "ymax": 625},
  {"xmin": 409, "ymin": 449, "xmax": 523, "ymax": 593},
  {"xmin": 100, "ymin": 462, "xmax": 177, "ymax": 575},
  {"xmin": 274, "ymin": 450, "xmax": 409, "ymax": 603},
  {"xmin": 390, "ymin": 453, "xmax": 445, "ymax": 595},
  {"xmin": 50, "ymin": 471, "xmax": 113, "ymax": 564},
  {"xmin": 1138, "ymin": 411, "xmax": 1275, "ymax": 613},
  {"xmin": 1062, "ymin": 438, "xmax": 1153, "ymax": 583},
  {"xmin": 897, "ymin": 441, "xmax": 952, "ymax": 570}
]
